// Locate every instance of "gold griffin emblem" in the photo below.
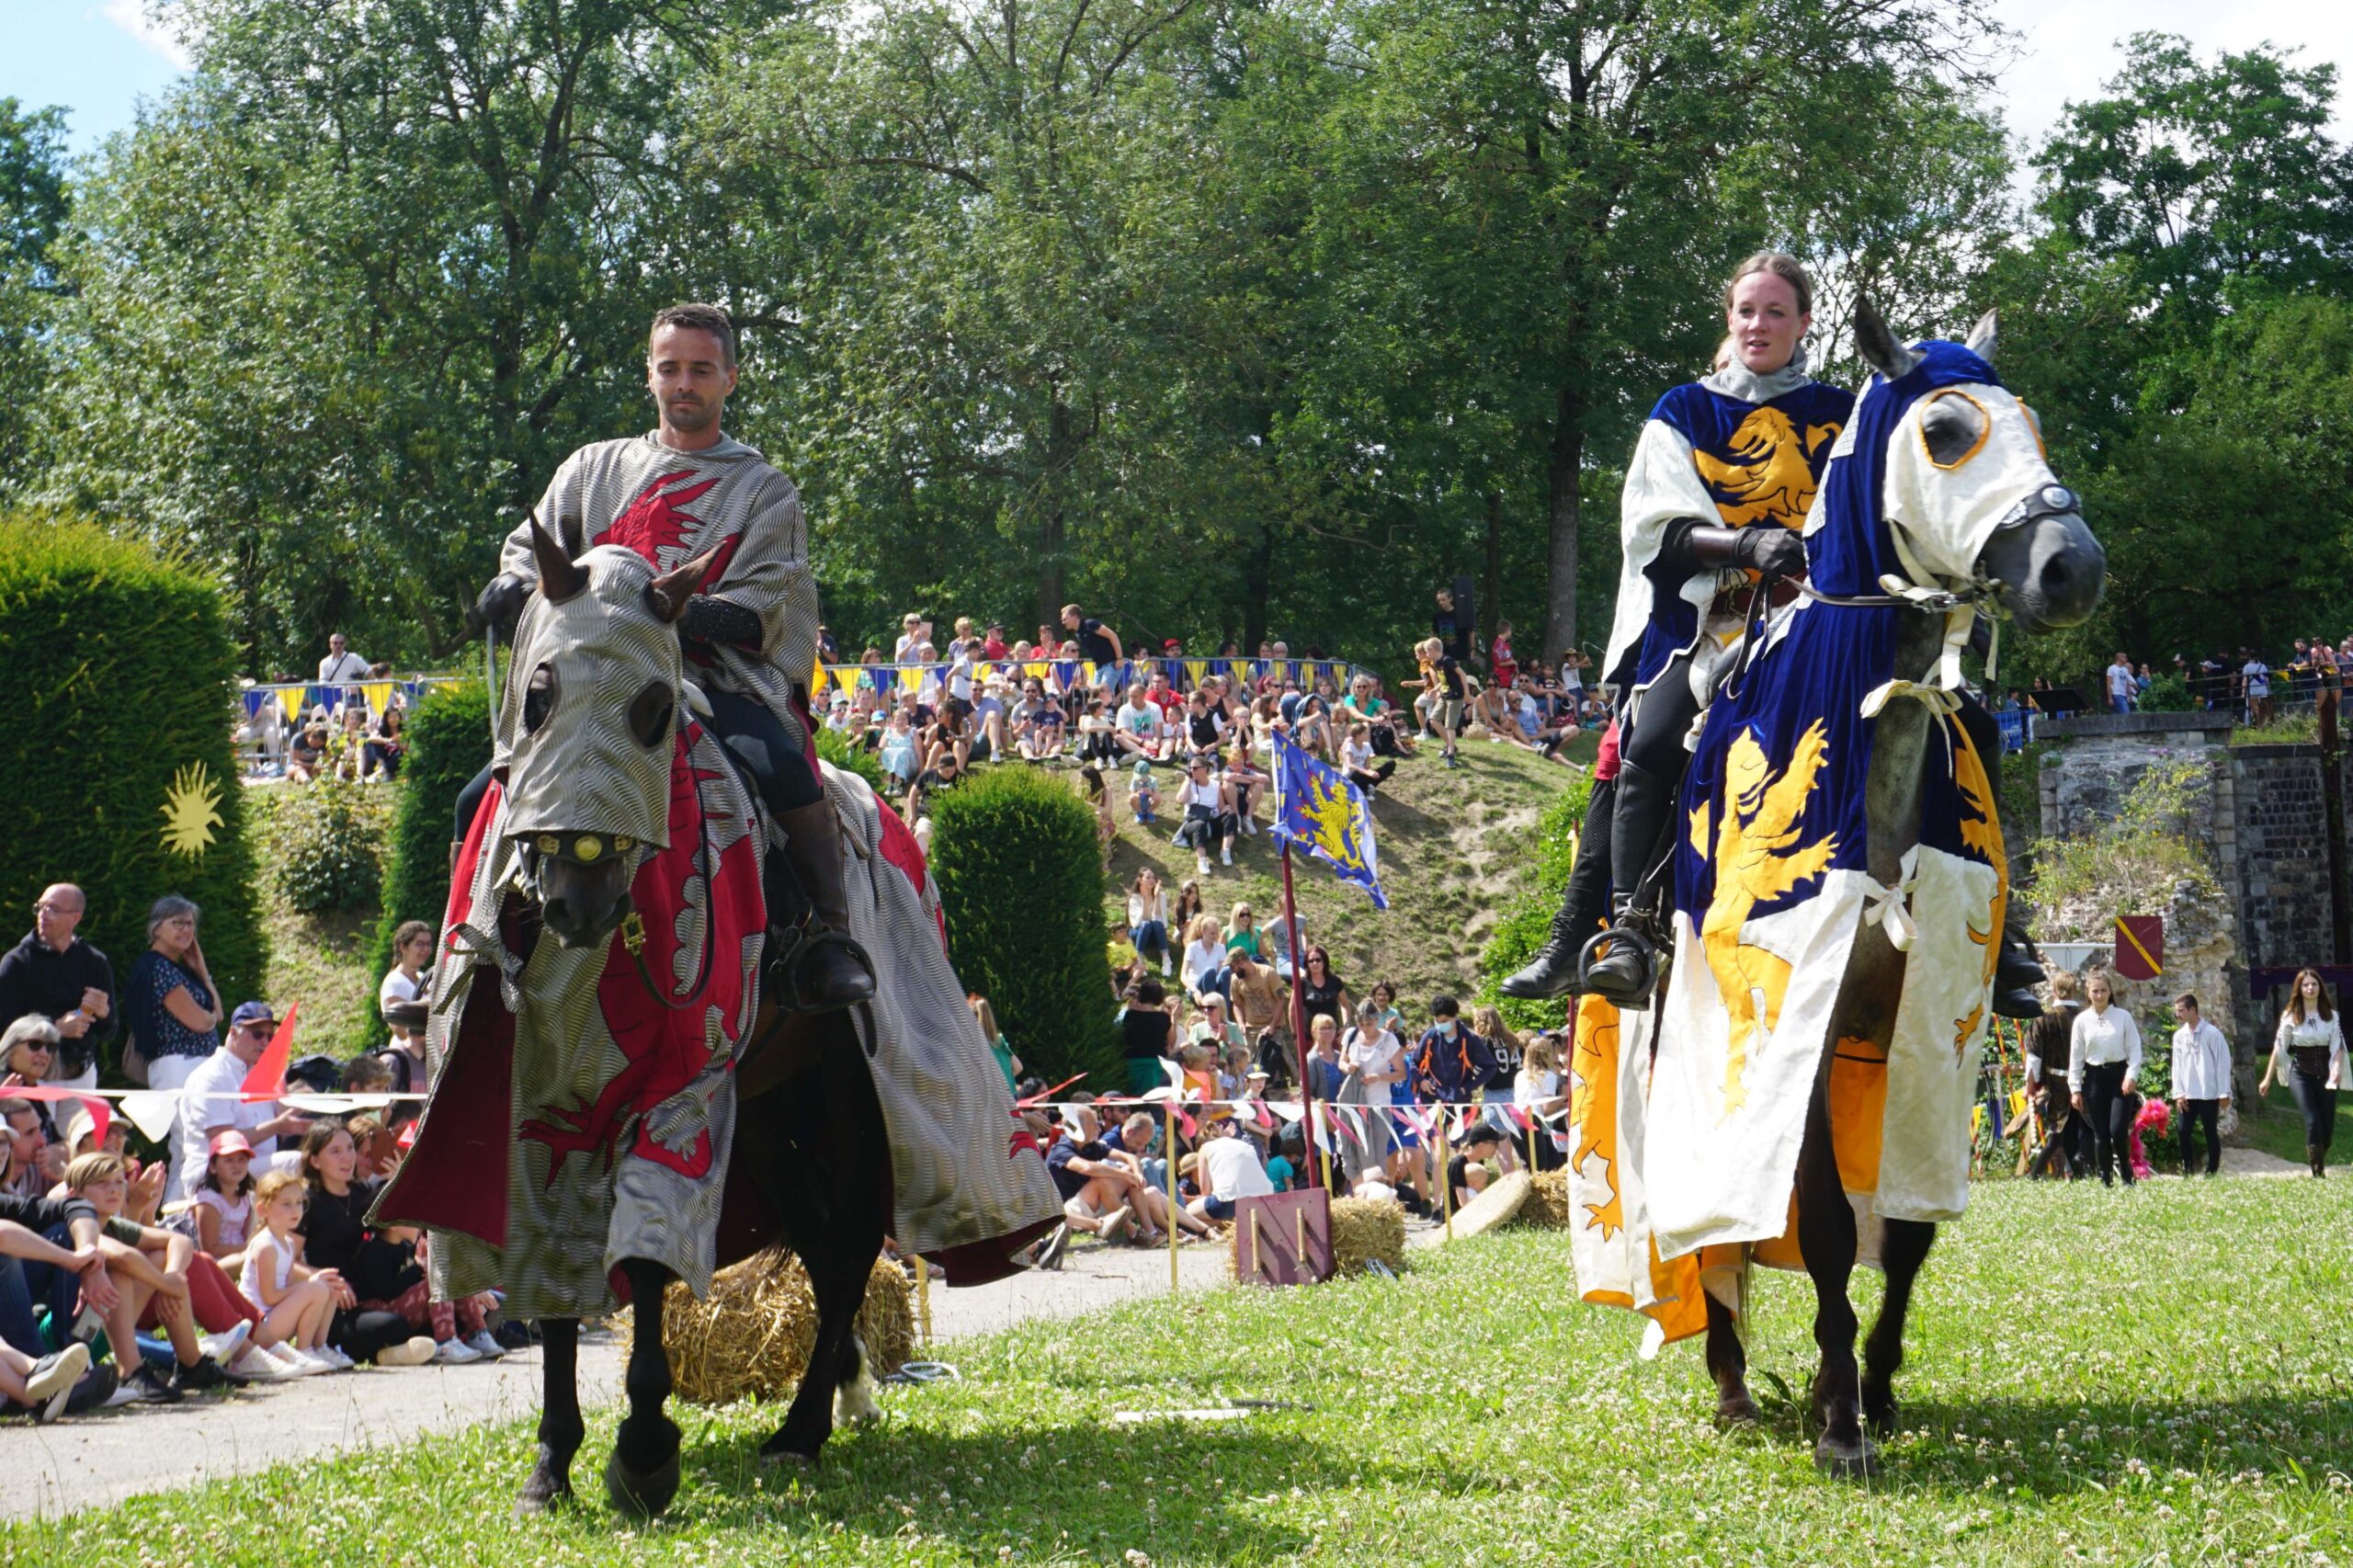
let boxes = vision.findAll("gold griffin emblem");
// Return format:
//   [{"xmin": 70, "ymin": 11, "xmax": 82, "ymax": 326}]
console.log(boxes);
[
  {"xmin": 1687, "ymin": 720, "xmax": 1839, "ymax": 1118},
  {"xmin": 1691, "ymin": 407, "xmax": 1842, "ymax": 528}
]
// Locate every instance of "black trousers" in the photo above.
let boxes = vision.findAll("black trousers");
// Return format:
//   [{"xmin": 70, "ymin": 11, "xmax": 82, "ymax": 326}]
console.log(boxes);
[
  {"xmin": 454, "ymin": 686, "xmax": 824, "ymax": 845},
  {"xmin": 2177, "ymin": 1097, "xmax": 2222, "ymax": 1176},
  {"xmin": 2290, "ymin": 1071, "xmax": 2338, "ymax": 1158},
  {"xmin": 2080, "ymin": 1061, "xmax": 2136, "ymax": 1186}
]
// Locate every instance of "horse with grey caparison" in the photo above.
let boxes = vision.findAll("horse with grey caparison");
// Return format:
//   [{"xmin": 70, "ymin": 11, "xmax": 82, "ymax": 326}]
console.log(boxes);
[
  {"xmin": 1638, "ymin": 301, "xmax": 2104, "ymax": 1477},
  {"xmin": 375, "ymin": 523, "xmax": 895, "ymax": 1519}
]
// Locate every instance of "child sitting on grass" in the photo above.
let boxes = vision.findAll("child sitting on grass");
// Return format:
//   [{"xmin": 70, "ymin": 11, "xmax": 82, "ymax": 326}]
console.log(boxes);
[
  {"xmin": 66, "ymin": 1153, "xmax": 250, "ymax": 1400},
  {"xmin": 1128, "ymin": 757, "xmax": 1160, "ymax": 824},
  {"xmin": 191, "ymin": 1131, "xmax": 256, "ymax": 1266},
  {"xmin": 240, "ymin": 1171, "xmax": 352, "ymax": 1375}
]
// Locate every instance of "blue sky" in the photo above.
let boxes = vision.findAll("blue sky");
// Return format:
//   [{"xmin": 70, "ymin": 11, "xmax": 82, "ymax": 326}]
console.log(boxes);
[{"xmin": 4, "ymin": 0, "xmax": 2347, "ymax": 159}]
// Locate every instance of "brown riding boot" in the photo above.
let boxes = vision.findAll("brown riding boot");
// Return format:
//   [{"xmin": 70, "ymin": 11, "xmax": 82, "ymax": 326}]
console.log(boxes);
[{"xmin": 775, "ymin": 800, "xmax": 878, "ymax": 1012}]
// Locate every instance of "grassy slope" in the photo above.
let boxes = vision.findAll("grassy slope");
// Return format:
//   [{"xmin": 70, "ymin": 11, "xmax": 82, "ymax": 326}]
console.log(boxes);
[
  {"xmin": 11, "ymin": 1178, "xmax": 2347, "ymax": 1563},
  {"xmin": 248, "ymin": 783, "xmax": 391, "ymax": 1051},
  {"xmin": 1096, "ymin": 732, "xmax": 1597, "ymax": 1009}
]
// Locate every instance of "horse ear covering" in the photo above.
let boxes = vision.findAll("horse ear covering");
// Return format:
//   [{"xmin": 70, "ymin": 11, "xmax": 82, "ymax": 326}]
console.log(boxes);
[
  {"xmin": 530, "ymin": 517, "xmax": 589, "ymax": 603},
  {"xmin": 1853, "ymin": 295, "xmax": 1920, "ymax": 383},
  {"xmin": 1964, "ymin": 308, "xmax": 1997, "ymax": 364},
  {"xmin": 646, "ymin": 546, "xmax": 723, "ymax": 624}
]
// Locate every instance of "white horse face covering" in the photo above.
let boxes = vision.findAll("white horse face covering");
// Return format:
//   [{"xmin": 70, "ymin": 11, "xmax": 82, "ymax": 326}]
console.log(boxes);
[
  {"xmin": 496, "ymin": 545, "xmax": 683, "ymax": 849},
  {"xmin": 1881, "ymin": 381, "xmax": 2059, "ymax": 586}
]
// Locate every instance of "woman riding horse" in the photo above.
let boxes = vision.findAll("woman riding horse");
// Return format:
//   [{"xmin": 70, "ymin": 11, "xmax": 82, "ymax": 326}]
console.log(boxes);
[{"xmin": 1502, "ymin": 254, "xmax": 2044, "ymax": 1020}]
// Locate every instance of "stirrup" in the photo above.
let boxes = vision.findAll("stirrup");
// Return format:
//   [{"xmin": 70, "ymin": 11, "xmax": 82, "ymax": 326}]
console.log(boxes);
[
  {"xmin": 765, "ymin": 921, "xmax": 878, "ymax": 1014},
  {"xmin": 1579, "ymin": 925, "xmax": 1658, "ymax": 1010}
]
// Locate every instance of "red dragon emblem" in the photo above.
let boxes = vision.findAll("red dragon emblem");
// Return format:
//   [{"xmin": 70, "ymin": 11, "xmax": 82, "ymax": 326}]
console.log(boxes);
[{"xmin": 597, "ymin": 470, "xmax": 724, "ymax": 570}]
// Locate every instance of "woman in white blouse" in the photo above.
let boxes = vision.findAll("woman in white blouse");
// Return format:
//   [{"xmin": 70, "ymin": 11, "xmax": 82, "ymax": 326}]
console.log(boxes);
[
  {"xmin": 2068, "ymin": 971, "xmax": 2143, "ymax": 1187},
  {"xmin": 2167, "ymin": 993, "xmax": 2233, "ymax": 1178},
  {"xmin": 2258, "ymin": 967, "xmax": 2347, "ymax": 1178}
]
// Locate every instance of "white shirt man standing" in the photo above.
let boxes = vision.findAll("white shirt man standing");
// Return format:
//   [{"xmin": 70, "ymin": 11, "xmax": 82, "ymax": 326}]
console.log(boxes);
[
  {"xmin": 173, "ymin": 1001, "xmax": 311, "ymax": 1201},
  {"xmin": 316, "ymin": 633, "xmax": 369, "ymax": 686},
  {"xmin": 2106, "ymin": 653, "xmax": 2135, "ymax": 715},
  {"xmin": 2170, "ymin": 994, "xmax": 2233, "ymax": 1178}
]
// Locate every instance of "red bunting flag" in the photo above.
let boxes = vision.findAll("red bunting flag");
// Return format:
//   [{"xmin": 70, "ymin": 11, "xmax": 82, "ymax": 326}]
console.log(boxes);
[
  {"xmin": 240, "ymin": 1001, "xmax": 300, "ymax": 1102},
  {"xmin": 2114, "ymin": 916, "xmax": 2164, "ymax": 981}
]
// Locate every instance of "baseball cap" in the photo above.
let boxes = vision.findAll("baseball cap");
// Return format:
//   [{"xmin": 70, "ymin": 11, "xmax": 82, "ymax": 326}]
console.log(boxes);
[
  {"xmin": 209, "ymin": 1129, "xmax": 255, "ymax": 1157},
  {"xmin": 229, "ymin": 1001, "xmax": 277, "ymax": 1029}
]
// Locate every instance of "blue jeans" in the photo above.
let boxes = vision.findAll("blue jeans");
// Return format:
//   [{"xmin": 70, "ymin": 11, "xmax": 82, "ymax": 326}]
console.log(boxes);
[
  {"xmin": 0, "ymin": 1223, "xmax": 84, "ymax": 1357},
  {"xmin": 1131, "ymin": 920, "xmax": 1170, "ymax": 962}
]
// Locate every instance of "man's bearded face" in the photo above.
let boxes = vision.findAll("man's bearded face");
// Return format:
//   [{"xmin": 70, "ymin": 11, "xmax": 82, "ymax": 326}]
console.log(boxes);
[{"xmin": 647, "ymin": 325, "xmax": 736, "ymax": 435}]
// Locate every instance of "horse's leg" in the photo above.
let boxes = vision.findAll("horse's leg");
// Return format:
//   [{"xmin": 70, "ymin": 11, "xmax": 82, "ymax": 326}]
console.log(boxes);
[
  {"xmin": 1704, "ymin": 1290, "xmax": 1759, "ymax": 1427},
  {"xmin": 516, "ymin": 1317, "xmax": 582, "ymax": 1517},
  {"xmin": 755, "ymin": 1028, "xmax": 893, "ymax": 1469},
  {"xmin": 1861, "ymin": 1218, "xmax": 1937, "ymax": 1436},
  {"xmin": 1796, "ymin": 1084, "xmax": 1874, "ymax": 1478},
  {"xmin": 604, "ymin": 1258, "xmax": 683, "ymax": 1518}
]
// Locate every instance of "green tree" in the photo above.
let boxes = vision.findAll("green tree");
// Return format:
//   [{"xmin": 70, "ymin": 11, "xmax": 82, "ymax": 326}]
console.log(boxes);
[
  {"xmin": 40, "ymin": 2, "xmax": 780, "ymax": 674},
  {"xmin": 0, "ymin": 98, "xmax": 70, "ymax": 492}
]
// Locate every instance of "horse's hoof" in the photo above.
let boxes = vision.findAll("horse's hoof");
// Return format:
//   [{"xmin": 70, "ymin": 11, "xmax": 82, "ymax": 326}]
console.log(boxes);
[
  {"xmin": 1863, "ymin": 1394, "xmax": 1898, "ymax": 1437},
  {"xmin": 605, "ymin": 1447, "xmax": 682, "ymax": 1519},
  {"xmin": 1713, "ymin": 1393, "xmax": 1763, "ymax": 1430},
  {"xmin": 1813, "ymin": 1434, "xmax": 1881, "ymax": 1479},
  {"xmin": 515, "ymin": 1447, "xmax": 575, "ymax": 1517},
  {"xmin": 762, "ymin": 1431, "xmax": 828, "ymax": 1469}
]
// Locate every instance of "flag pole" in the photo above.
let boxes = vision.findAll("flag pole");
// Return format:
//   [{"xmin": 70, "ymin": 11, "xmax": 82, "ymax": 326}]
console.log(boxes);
[{"xmin": 1279, "ymin": 840, "xmax": 1317, "ymax": 1187}]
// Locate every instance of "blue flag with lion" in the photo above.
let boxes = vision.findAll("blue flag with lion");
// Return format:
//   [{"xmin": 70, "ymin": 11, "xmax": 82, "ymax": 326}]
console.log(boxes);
[{"xmin": 1271, "ymin": 733, "xmax": 1387, "ymax": 911}]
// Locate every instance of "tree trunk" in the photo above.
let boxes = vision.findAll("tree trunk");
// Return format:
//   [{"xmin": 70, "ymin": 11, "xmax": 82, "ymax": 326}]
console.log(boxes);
[
  {"xmin": 1244, "ymin": 516, "xmax": 1274, "ymax": 653},
  {"xmin": 1482, "ymin": 491, "xmax": 1505, "ymax": 664},
  {"xmin": 1543, "ymin": 390, "xmax": 1584, "ymax": 664}
]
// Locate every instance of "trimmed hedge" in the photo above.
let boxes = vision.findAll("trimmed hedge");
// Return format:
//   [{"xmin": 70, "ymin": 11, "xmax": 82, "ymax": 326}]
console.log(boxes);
[
  {"xmin": 926, "ymin": 766, "xmax": 1119, "ymax": 1085},
  {"xmin": 265, "ymin": 778, "xmax": 390, "ymax": 915},
  {"xmin": 1474, "ymin": 775, "xmax": 1594, "ymax": 1036},
  {"xmin": 0, "ymin": 517, "xmax": 266, "ymax": 1076},
  {"xmin": 362, "ymin": 679, "xmax": 490, "ymax": 1043}
]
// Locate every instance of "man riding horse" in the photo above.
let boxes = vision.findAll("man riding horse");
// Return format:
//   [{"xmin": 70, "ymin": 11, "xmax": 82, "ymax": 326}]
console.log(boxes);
[
  {"xmin": 1501, "ymin": 254, "xmax": 2044, "ymax": 1021},
  {"xmin": 463, "ymin": 301, "xmax": 874, "ymax": 1015}
]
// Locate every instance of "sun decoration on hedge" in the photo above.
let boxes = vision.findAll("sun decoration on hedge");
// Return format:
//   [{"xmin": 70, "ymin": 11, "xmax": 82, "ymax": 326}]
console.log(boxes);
[{"xmin": 160, "ymin": 761, "xmax": 224, "ymax": 858}]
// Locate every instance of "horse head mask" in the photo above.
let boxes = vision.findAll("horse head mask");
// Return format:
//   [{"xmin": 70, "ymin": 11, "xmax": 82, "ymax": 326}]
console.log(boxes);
[
  {"xmin": 497, "ymin": 520, "xmax": 718, "ymax": 949},
  {"xmin": 1851, "ymin": 299, "xmax": 2105, "ymax": 635}
]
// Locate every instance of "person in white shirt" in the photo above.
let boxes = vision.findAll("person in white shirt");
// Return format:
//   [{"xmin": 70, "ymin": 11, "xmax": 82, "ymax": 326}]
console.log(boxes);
[
  {"xmin": 1185, "ymin": 1126, "xmax": 1274, "ymax": 1222},
  {"xmin": 174, "ymin": 1000, "xmax": 312, "ymax": 1202},
  {"xmin": 1114, "ymin": 688, "xmax": 1161, "ymax": 761},
  {"xmin": 2167, "ymin": 993, "xmax": 2233, "ymax": 1178},
  {"xmin": 2067, "ymin": 971, "xmax": 2143, "ymax": 1187},
  {"xmin": 2257, "ymin": 966, "xmax": 2347, "ymax": 1178},
  {"xmin": 2106, "ymin": 653, "xmax": 2136, "ymax": 715},
  {"xmin": 316, "ymin": 633, "xmax": 369, "ymax": 687}
]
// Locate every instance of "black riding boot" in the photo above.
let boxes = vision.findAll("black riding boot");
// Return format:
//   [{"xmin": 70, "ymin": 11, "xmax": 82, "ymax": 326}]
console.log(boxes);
[
  {"xmin": 1993, "ymin": 903, "xmax": 2044, "ymax": 1020},
  {"xmin": 774, "ymin": 801, "xmax": 878, "ymax": 1012},
  {"xmin": 1582, "ymin": 758, "xmax": 1677, "ymax": 1008},
  {"xmin": 1501, "ymin": 777, "xmax": 1616, "ymax": 1001}
]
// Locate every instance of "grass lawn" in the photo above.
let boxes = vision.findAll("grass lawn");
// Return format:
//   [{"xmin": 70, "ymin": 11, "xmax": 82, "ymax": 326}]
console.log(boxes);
[
  {"xmin": 2232, "ymin": 1089, "xmax": 2353, "ymax": 1169},
  {"xmin": 1097, "ymin": 730, "xmax": 1595, "ymax": 1006},
  {"xmin": 17, "ymin": 1177, "xmax": 2347, "ymax": 1564}
]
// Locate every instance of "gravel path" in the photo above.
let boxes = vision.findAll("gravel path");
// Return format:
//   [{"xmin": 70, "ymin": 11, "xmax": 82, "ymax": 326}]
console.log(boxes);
[{"xmin": 0, "ymin": 1235, "xmax": 1233, "ymax": 1519}]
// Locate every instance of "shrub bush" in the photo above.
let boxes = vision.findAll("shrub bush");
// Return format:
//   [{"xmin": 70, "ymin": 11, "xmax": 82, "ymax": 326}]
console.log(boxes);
[
  {"xmin": 0, "ymin": 516, "xmax": 266, "ymax": 1077},
  {"xmin": 364, "ymin": 679, "xmax": 490, "ymax": 1039},
  {"xmin": 926, "ymin": 766, "xmax": 1119, "ymax": 1085},
  {"xmin": 263, "ymin": 779, "xmax": 389, "ymax": 915},
  {"xmin": 2138, "ymin": 672, "xmax": 2193, "ymax": 712},
  {"xmin": 815, "ymin": 723, "xmax": 888, "ymax": 798},
  {"xmin": 1473, "ymin": 776, "xmax": 1594, "ymax": 1036}
]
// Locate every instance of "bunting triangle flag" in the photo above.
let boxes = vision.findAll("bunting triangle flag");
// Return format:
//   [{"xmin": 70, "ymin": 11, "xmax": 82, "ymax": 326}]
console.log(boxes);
[{"xmin": 240, "ymin": 1001, "xmax": 300, "ymax": 1102}]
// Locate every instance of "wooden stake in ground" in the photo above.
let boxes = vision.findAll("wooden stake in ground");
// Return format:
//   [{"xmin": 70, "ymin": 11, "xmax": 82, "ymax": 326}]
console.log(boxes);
[
  {"xmin": 1438, "ymin": 1111, "xmax": 1454, "ymax": 1243},
  {"xmin": 1166, "ymin": 1100, "xmax": 1181, "ymax": 1297},
  {"xmin": 915, "ymin": 1255, "xmax": 933, "ymax": 1346}
]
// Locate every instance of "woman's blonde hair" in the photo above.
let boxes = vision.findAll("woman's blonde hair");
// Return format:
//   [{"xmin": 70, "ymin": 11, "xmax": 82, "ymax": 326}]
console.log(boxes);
[
  {"xmin": 1188, "ymin": 914, "xmax": 1219, "ymax": 945},
  {"xmin": 1522, "ymin": 1034, "xmax": 1559, "ymax": 1074},
  {"xmin": 1714, "ymin": 250, "xmax": 1814, "ymax": 368},
  {"xmin": 969, "ymin": 994, "xmax": 1000, "ymax": 1040}
]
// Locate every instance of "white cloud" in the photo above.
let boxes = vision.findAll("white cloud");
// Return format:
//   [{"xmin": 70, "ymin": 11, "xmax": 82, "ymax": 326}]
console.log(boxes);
[
  {"xmin": 100, "ymin": 0, "xmax": 194, "ymax": 71},
  {"xmin": 1990, "ymin": 0, "xmax": 2353, "ymax": 155}
]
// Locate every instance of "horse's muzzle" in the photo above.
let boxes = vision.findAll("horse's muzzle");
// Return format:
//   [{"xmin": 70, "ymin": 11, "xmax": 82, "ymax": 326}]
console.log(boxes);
[
  {"xmin": 530, "ymin": 845, "xmax": 634, "ymax": 949},
  {"xmin": 1982, "ymin": 492, "xmax": 2105, "ymax": 634}
]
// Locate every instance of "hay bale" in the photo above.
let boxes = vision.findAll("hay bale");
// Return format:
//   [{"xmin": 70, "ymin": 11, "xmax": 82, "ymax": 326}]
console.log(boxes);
[
  {"xmin": 854, "ymin": 1257, "xmax": 915, "ymax": 1377},
  {"xmin": 1441, "ymin": 1169, "xmax": 1530, "ymax": 1239},
  {"xmin": 1516, "ymin": 1169, "xmax": 1572, "ymax": 1230},
  {"xmin": 1326, "ymin": 1197, "xmax": 1405, "ymax": 1277},
  {"xmin": 617, "ymin": 1247, "xmax": 917, "ymax": 1406}
]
